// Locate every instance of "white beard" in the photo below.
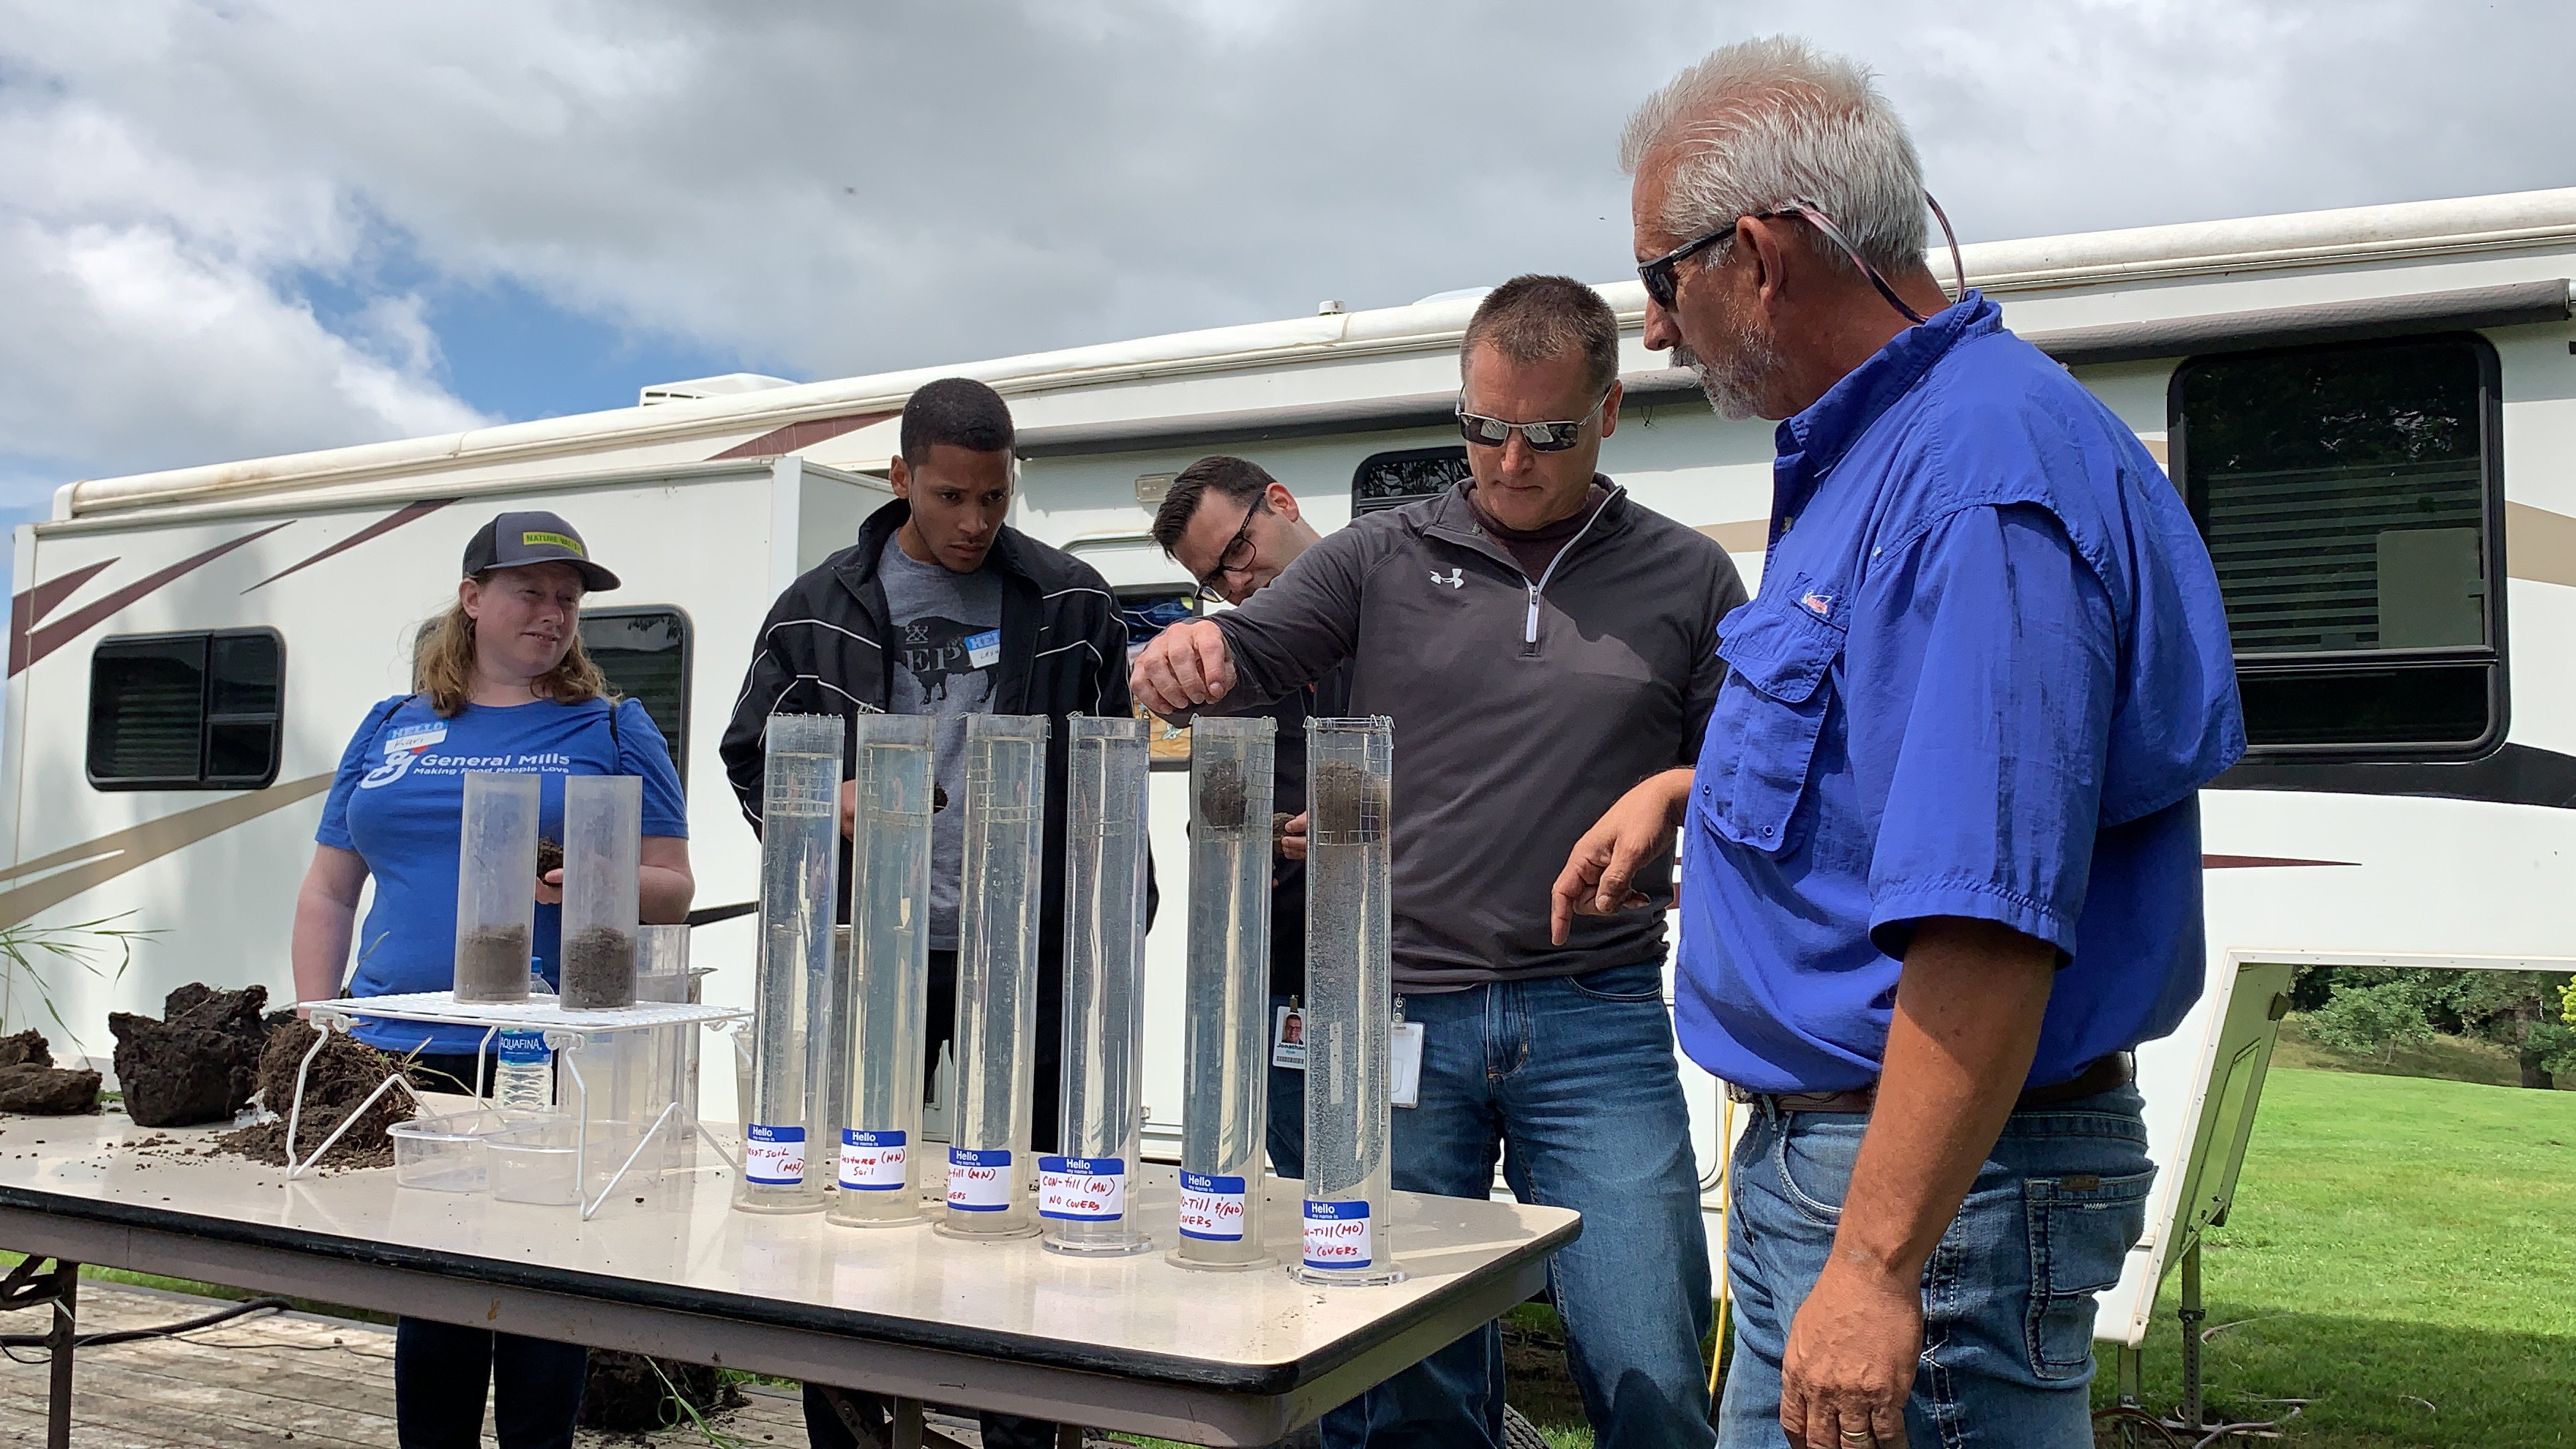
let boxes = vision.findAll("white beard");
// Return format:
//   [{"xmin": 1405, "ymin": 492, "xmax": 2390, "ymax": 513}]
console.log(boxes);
[{"xmin": 1674, "ymin": 309, "xmax": 1785, "ymax": 422}]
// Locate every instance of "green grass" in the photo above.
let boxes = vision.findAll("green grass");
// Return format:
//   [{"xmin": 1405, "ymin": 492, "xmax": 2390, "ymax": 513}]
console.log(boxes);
[
  {"xmin": 2271, "ymin": 1015, "xmax": 2575, "ymax": 1092},
  {"xmin": 2093, "ymin": 1067, "xmax": 2576, "ymax": 1445}
]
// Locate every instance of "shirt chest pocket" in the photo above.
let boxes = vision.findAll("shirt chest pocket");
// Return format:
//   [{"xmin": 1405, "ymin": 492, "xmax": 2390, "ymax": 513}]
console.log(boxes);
[{"xmin": 1701, "ymin": 599, "xmax": 1844, "ymax": 853}]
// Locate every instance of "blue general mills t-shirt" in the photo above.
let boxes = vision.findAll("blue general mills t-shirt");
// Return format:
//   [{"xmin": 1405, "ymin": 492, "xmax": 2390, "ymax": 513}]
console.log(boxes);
[{"xmin": 315, "ymin": 694, "xmax": 689, "ymax": 1054}]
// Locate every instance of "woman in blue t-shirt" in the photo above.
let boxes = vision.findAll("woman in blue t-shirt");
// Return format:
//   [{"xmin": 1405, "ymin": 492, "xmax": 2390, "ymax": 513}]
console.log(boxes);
[{"xmin": 290, "ymin": 510, "xmax": 692, "ymax": 1449}]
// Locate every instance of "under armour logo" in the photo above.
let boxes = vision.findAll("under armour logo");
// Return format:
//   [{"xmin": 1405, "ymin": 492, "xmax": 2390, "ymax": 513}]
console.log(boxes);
[{"xmin": 1429, "ymin": 568, "xmax": 1464, "ymax": 590}]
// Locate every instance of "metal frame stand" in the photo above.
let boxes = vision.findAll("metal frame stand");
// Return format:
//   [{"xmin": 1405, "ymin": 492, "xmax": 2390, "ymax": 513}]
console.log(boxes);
[
  {"xmin": 1, "ymin": 1251, "xmax": 78, "ymax": 1449},
  {"xmin": 282, "ymin": 1014, "xmax": 424, "ymax": 1180},
  {"xmin": 2100, "ymin": 1238, "xmax": 2283, "ymax": 1448}
]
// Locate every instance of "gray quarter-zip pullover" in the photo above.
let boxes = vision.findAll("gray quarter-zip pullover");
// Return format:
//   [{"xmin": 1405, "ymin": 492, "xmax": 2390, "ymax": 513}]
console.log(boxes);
[{"xmin": 1204, "ymin": 477, "xmax": 1748, "ymax": 990}]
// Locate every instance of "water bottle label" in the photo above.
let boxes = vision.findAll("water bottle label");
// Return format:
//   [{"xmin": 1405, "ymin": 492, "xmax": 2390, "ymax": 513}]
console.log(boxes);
[
  {"xmin": 839, "ymin": 1129, "xmax": 908, "ymax": 1191},
  {"xmin": 1038, "ymin": 1157, "xmax": 1125, "ymax": 1221},
  {"xmin": 744, "ymin": 1123, "xmax": 806, "ymax": 1186},
  {"xmin": 946, "ymin": 1147, "xmax": 1012, "ymax": 1211},
  {"xmin": 496, "ymin": 1030, "xmax": 549, "ymax": 1067},
  {"xmin": 1177, "ymin": 1172, "xmax": 1247, "ymax": 1240},
  {"xmin": 1303, "ymin": 1199, "xmax": 1373, "ymax": 1270}
]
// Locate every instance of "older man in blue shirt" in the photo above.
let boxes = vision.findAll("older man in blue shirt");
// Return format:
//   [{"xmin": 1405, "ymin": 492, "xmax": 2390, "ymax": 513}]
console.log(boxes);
[{"xmin": 1554, "ymin": 39, "xmax": 2245, "ymax": 1449}]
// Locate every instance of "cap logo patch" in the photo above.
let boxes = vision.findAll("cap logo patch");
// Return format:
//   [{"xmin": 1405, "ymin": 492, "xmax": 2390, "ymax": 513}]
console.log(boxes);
[{"xmin": 520, "ymin": 530, "xmax": 585, "ymax": 555}]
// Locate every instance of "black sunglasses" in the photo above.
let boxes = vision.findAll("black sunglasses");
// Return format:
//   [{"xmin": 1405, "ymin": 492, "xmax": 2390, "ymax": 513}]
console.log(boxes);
[
  {"xmin": 1193, "ymin": 493, "xmax": 1266, "ymax": 603},
  {"xmin": 1456, "ymin": 394, "xmax": 1609, "ymax": 453},
  {"xmin": 1638, "ymin": 190, "xmax": 1966, "ymax": 325}
]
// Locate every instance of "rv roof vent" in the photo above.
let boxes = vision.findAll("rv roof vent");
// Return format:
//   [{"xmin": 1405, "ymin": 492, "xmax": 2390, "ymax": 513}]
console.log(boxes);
[{"xmin": 638, "ymin": 372, "xmax": 798, "ymax": 407}]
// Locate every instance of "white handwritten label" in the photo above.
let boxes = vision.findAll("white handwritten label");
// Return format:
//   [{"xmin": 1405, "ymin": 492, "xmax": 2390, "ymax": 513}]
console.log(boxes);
[
  {"xmin": 839, "ymin": 1128, "xmax": 907, "ymax": 1191},
  {"xmin": 946, "ymin": 1147, "xmax": 1012, "ymax": 1211},
  {"xmin": 744, "ymin": 1123, "xmax": 806, "ymax": 1186},
  {"xmin": 1177, "ymin": 1172, "xmax": 1248, "ymax": 1240},
  {"xmin": 1038, "ymin": 1156, "xmax": 1126, "ymax": 1221},
  {"xmin": 1303, "ymin": 1199, "xmax": 1373, "ymax": 1270}
]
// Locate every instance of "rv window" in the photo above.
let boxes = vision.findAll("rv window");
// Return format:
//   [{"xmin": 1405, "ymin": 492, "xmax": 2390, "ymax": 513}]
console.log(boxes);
[
  {"xmin": 2173, "ymin": 334, "xmax": 2502, "ymax": 755},
  {"xmin": 580, "ymin": 607, "xmax": 692, "ymax": 782},
  {"xmin": 1352, "ymin": 447, "xmax": 1469, "ymax": 515},
  {"xmin": 87, "ymin": 629, "xmax": 285, "ymax": 790}
]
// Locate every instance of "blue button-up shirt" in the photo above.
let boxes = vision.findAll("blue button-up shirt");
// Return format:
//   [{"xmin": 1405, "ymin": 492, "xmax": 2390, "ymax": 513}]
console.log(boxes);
[{"xmin": 1676, "ymin": 293, "xmax": 2246, "ymax": 1094}]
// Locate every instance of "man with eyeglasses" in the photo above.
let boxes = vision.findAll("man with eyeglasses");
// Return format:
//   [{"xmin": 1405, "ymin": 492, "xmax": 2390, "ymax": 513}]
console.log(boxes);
[
  {"xmin": 1554, "ymin": 40, "xmax": 2243, "ymax": 1449},
  {"xmin": 1132, "ymin": 274, "xmax": 1746, "ymax": 1449},
  {"xmin": 1146, "ymin": 453, "xmax": 1349, "ymax": 1186}
]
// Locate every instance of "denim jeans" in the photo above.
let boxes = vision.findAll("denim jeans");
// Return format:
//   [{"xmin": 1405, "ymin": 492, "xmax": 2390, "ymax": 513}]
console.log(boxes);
[
  {"xmin": 393, "ymin": 1319, "xmax": 587, "ymax": 1449},
  {"xmin": 1319, "ymin": 960, "xmax": 1715, "ymax": 1449},
  {"xmin": 1718, "ymin": 1083, "xmax": 2154, "ymax": 1449}
]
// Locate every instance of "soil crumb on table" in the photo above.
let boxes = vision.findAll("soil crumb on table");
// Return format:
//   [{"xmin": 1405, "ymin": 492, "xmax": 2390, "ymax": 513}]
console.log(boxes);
[
  {"xmin": 0, "ymin": 1027, "xmax": 101, "ymax": 1114},
  {"xmin": 108, "ymin": 983, "xmax": 270, "ymax": 1127},
  {"xmin": 215, "ymin": 1022, "xmax": 409, "ymax": 1170},
  {"xmin": 563, "ymin": 925, "xmax": 638, "ymax": 1009}
]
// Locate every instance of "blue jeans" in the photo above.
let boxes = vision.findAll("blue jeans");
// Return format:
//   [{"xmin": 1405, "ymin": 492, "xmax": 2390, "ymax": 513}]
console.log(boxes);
[
  {"xmin": 393, "ymin": 1319, "xmax": 586, "ymax": 1449},
  {"xmin": 1320, "ymin": 961, "xmax": 1715, "ymax": 1449},
  {"xmin": 1719, "ymin": 1083, "xmax": 2154, "ymax": 1448}
]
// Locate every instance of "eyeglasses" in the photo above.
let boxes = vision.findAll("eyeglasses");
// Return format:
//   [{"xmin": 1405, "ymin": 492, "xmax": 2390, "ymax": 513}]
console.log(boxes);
[
  {"xmin": 1455, "ymin": 394, "xmax": 1609, "ymax": 453},
  {"xmin": 1637, "ymin": 191, "xmax": 1967, "ymax": 326},
  {"xmin": 1193, "ymin": 494, "xmax": 1266, "ymax": 604}
]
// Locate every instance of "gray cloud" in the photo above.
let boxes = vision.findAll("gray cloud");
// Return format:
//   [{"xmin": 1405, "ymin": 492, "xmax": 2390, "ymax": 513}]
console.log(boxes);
[{"xmin": 1, "ymin": 0, "xmax": 2569, "ymax": 498}]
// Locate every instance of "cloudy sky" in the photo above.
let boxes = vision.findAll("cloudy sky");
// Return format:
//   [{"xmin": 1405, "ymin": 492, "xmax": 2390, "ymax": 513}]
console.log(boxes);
[{"xmin": 2, "ymin": 0, "xmax": 2569, "ymax": 515}]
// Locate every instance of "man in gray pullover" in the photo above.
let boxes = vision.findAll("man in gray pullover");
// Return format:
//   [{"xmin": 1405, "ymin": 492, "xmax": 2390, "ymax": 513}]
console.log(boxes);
[{"xmin": 1131, "ymin": 274, "xmax": 1748, "ymax": 1449}]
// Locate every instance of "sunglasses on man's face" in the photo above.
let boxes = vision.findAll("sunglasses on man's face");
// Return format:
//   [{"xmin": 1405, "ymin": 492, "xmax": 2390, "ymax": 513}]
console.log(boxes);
[
  {"xmin": 1456, "ymin": 394, "xmax": 1608, "ymax": 453},
  {"xmin": 1636, "ymin": 192, "xmax": 1966, "ymax": 323}
]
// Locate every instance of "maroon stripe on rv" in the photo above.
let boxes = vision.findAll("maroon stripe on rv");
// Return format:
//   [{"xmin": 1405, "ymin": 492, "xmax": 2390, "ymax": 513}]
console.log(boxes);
[
  {"xmin": 243, "ymin": 497, "xmax": 459, "ymax": 594},
  {"xmin": 706, "ymin": 409, "xmax": 897, "ymax": 461},
  {"xmin": 2202, "ymin": 854, "xmax": 2359, "ymax": 868},
  {"xmin": 11, "ymin": 523, "xmax": 295, "ymax": 678},
  {"xmin": 8, "ymin": 559, "xmax": 119, "ymax": 675}
]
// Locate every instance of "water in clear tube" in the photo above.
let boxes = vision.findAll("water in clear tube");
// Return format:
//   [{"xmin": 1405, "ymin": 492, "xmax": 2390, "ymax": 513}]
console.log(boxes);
[
  {"xmin": 1299, "ymin": 717, "xmax": 1402, "ymax": 1285},
  {"xmin": 1173, "ymin": 716, "xmax": 1277, "ymax": 1269},
  {"xmin": 829, "ymin": 715, "xmax": 935, "ymax": 1229},
  {"xmin": 1048, "ymin": 715, "xmax": 1153, "ymax": 1255},
  {"xmin": 940, "ymin": 714, "xmax": 1048, "ymax": 1239},
  {"xmin": 733, "ymin": 714, "xmax": 842, "ymax": 1214}
]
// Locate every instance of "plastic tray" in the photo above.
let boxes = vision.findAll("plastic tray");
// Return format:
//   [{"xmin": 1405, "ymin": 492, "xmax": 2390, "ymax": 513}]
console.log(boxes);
[
  {"xmin": 486, "ymin": 1117, "xmax": 657, "ymax": 1206},
  {"xmin": 390, "ymin": 1108, "xmax": 554, "ymax": 1193}
]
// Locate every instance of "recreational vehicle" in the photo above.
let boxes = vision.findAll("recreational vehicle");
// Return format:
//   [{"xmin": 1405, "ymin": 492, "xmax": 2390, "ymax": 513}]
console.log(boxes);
[{"xmin": 7, "ymin": 188, "xmax": 2574, "ymax": 1364}]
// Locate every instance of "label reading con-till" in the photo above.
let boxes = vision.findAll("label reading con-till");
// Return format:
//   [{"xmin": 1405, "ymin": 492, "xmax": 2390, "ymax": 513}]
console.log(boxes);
[
  {"xmin": 744, "ymin": 1123, "xmax": 806, "ymax": 1186},
  {"xmin": 946, "ymin": 1147, "xmax": 1013, "ymax": 1211},
  {"xmin": 1303, "ymin": 1199, "xmax": 1373, "ymax": 1270},
  {"xmin": 839, "ymin": 1129, "xmax": 907, "ymax": 1191},
  {"xmin": 1177, "ymin": 1172, "xmax": 1247, "ymax": 1240},
  {"xmin": 1038, "ymin": 1157, "xmax": 1126, "ymax": 1221}
]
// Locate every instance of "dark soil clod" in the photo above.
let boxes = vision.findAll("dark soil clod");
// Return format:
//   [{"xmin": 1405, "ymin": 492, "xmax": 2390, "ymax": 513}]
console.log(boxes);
[
  {"xmin": 578, "ymin": 1351, "xmax": 744, "ymax": 1434},
  {"xmin": 108, "ymin": 983, "xmax": 270, "ymax": 1128},
  {"xmin": 536, "ymin": 837, "xmax": 564, "ymax": 881},
  {"xmin": 0, "ymin": 1029, "xmax": 100, "ymax": 1115},
  {"xmin": 562, "ymin": 924, "xmax": 637, "ymax": 1010},
  {"xmin": 1197, "ymin": 757, "xmax": 1248, "ymax": 830},
  {"xmin": 214, "ymin": 1021, "xmax": 408, "ymax": 1169},
  {"xmin": 454, "ymin": 924, "xmax": 533, "ymax": 1003},
  {"xmin": 1310, "ymin": 759, "xmax": 1388, "ymax": 839}
]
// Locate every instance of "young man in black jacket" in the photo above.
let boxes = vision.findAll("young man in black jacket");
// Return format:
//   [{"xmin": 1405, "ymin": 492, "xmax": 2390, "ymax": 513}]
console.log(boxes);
[{"xmin": 719, "ymin": 376, "xmax": 1136, "ymax": 1449}]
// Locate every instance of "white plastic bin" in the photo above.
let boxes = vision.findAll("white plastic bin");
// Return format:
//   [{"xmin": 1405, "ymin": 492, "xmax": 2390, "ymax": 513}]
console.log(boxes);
[{"xmin": 391, "ymin": 1108, "xmax": 544, "ymax": 1194}]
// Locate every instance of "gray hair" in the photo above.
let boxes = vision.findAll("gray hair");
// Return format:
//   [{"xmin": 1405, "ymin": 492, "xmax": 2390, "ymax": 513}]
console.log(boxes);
[{"xmin": 1619, "ymin": 36, "xmax": 1926, "ymax": 278}]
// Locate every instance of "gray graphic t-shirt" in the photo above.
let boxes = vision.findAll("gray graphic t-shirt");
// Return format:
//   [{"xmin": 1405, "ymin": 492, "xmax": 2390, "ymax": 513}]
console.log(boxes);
[{"xmin": 879, "ymin": 532, "xmax": 1004, "ymax": 948}]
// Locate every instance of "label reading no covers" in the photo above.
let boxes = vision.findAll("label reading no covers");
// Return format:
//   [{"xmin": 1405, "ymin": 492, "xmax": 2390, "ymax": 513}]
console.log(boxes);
[
  {"xmin": 839, "ymin": 1128, "xmax": 907, "ymax": 1191},
  {"xmin": 744, "ymin": 1123, "xmax": 806, "ymax": 1186},
  {"xmin": 1177, "ymin": 1172, "xmax": 1247, "ymax": 1240},
  {"xmin": 947, "ymin": 1147, "xmax": 1013, "ymax": 1211},
  {"xmin": 1038, "ymin": 1156, "xmax": 1126, "ymax": 1221},
  {"xmin": 1303, "ymin": 1199, "xmax": 1373, "ymax": 1270}
]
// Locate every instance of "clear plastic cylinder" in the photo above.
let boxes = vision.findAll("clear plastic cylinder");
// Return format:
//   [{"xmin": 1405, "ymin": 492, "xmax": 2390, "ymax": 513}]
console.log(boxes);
[
  {"xmin": 1298, "ymin": 717, "xmax": 1401, "ymax": 1285},
  {"xmin": 453, "ymin": 771, "xmax": 540, "ymax": 1004},
  {"xmin": 1173, "ymin": 716, "xmax": 1277, "ymax": 1270},
  {"xmin": 633, "ymin": 926, "xmax": 697, "ymax": 1142},
  {"xmin": 734, "ymin": 714, "xmax": 842, "ymax": 1213},
  {"xmin": 559, "ymin": 774, "xmax": 642, "ymax": 1010},
  {"xmin": 829, "ymin": 714, "xmax": 935, "ymax": 1229},
  {"xmin": 939, "ymin": 714, "xmax": 1048, "ymax": 1239},
  {"xmin": 1046, "ymin": 715, "xmax": 1152, "ymax": 1256}
]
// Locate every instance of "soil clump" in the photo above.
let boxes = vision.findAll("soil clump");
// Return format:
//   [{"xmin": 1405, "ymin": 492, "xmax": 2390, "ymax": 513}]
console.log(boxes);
[
  {"xmin": 562, "ymin": 924, "xmax": 637, "ymax": 1009},
  {"xmin": 454, "ymin": 924, "xmax": 533, "ymax": 1002},
  {"xmin": 1310, "ymin": 759, "xmax": 1388, "ymax": 838},
  {"xmin": 536, "ymin": 836, "xmax": 564, "ymax": 881},
  {"xmin": 1197, "ymin": 757, "xmax": 1248, "ymax": 829},
  {"xmin": 578, "ymin": 1350, "xmax": 743, "ymax": 1434},
  {"xmin": 214, "ymin": 1020, "xmax": 410, "ymax": 1169},
  {"xmin": 108, "ymin": 983, "xmax": 271, "ymax": 1127},
  {"xmin": 0, "ymin": 1029, "xmax": 101, "ymax": 1114}
]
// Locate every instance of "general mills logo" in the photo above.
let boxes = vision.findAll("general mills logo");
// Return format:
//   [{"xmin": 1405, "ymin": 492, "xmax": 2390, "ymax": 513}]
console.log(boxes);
[{"xmin": 1429, "ymin": 567, "xmax": 1464, "ymax": 591}]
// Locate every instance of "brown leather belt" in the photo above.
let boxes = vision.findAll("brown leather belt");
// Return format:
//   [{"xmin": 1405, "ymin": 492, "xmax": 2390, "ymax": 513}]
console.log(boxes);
[{"xmin": 1726, "ymin": 1051, "xmax": 2134, "ymax": 1115}]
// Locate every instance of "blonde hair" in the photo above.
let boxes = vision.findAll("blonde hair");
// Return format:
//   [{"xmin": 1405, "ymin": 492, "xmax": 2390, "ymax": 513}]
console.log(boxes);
[{"xmin": 413, "ymin": 571, "xmax": 611, "ymax": 716}]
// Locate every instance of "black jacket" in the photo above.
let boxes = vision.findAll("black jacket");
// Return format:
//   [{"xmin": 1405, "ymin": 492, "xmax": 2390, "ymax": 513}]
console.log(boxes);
[{"xmin": 719, "ymin": 496, "xmax": 1150, "ymax": 1021}]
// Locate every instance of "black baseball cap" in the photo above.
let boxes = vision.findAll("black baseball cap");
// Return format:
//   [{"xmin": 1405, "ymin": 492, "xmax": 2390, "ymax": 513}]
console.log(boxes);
[{"xmin": 463, "ymin": 511, "xmax": 621, "ymax": 592}]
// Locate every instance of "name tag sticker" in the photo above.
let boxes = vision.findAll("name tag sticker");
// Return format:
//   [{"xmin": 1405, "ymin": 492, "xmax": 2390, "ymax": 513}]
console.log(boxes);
[
  {"xmin": 839, "ymin": 1128, "xmax": 907, "ymax": 1191},
  {"xmin": 965, "ymin": 629, "xmax": 1002, "ymax": 670},
  {"xmin": 946, "ymin": 1147, "xmax": 1012, "ymax": 1211},
  {"xmin": 744, "ymin": 1123, "xmax": 806, "ymax": 1186},
  {"xmin": 1272, "ymin": 1006, "xmax": 1307, "ymax": 1070},
  {"xmin": 1177, "ymin": 1172, "xmax": 1247, "ymax": 1240},
  {"xmin": 1038, "ymin": 1156, "xmax": 1126, "ymax": 1221},
  {"xmin": 1391, "ymin": 1021, "xmax": 1425, "ymax": 1108},
  {"xmin": 1303, "ymin": 1199, "xmax": 1373, "ymax": 1269}
]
